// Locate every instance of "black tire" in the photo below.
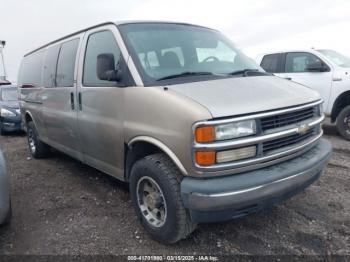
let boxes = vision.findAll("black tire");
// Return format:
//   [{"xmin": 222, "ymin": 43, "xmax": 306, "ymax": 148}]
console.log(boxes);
[
  {"xmin": 336, "ymin": 105, "xmax": 350, "ymax": 141},
  {"xmin": 27, "ymin": 121, "xmax": 50, "ymax": 158},
  {"xmin": 129, "ymin": 153, "xmax": 197, "ymax": 244}
]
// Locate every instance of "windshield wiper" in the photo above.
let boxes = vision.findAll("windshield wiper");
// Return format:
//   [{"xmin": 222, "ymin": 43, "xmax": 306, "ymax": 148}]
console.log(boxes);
[
  {"xmin": 228, "ymin": 69, "xmax": 262, "ymax": 76},
  {"xmin": 156, "ymin": 71, "xmax": 214, "ymax": 81}
]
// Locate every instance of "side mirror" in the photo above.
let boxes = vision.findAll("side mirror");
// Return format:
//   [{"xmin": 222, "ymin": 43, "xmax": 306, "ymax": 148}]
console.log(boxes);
[
  {"xmin": 97, "ymin": 53, "xmax": 120, "ymax": 81},
  {"xmin": 306, "ymin": 61, "xmax": 329, "ymax": 72}
]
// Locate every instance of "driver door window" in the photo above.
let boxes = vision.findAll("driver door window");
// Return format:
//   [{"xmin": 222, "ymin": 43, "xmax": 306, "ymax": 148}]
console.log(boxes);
[{"xmin": 83, "ymin": 30, "xmax": 121, "ymax": 87}]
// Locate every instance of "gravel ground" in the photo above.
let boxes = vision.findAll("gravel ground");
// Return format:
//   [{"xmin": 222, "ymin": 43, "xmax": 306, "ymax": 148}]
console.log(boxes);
[{"xmin": 0, "ymin": 123, "xmax": 349, "ymax": 256}]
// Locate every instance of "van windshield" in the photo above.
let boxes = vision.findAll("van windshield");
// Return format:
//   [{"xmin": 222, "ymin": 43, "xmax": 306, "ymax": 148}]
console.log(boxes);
[
  {"xmin": 318, "ymin": 49, "xmax": 350, "ymax": 68},
  {"xmin": 119, "ymin": 23, "xmax": 262, "ymax": 85}
]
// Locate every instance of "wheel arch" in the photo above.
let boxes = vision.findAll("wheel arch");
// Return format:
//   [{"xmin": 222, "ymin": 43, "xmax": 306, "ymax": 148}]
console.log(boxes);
[
  {"xmin": 125, "ymin": 136, "xmax": 188, "ymax": 181},
  {"xmin": 24, "ymin": 111, "xmax": 35, "ymax": 124},
  {"xmin": 331, "ymin": 90, "xmax": 350, "ymax": 123}
]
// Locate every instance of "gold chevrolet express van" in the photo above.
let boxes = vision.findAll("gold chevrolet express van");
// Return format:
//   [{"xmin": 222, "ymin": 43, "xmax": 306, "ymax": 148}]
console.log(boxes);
[{"xmin": 18, "ymin": 21, "xmax": 332, "ymax": 243}]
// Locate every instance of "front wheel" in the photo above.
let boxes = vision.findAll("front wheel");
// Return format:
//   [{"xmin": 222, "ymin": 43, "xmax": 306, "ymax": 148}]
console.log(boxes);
[
  {"xmin": 129, "ymin": 153, "xmax": 196, "ymax": 244},
  {"xmin": 336, "ymin": 105, "xmax": 350, "ymax": 141}
]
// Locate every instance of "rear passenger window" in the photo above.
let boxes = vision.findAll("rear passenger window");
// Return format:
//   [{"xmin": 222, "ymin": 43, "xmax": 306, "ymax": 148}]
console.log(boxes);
[
  {"xmin": 260, "ymin": 54, "xmax": 281, "ymax": 73},
  {"xmin": 83, "ymin": 31, "xmax": 121, "ymax": 87},
  {"xmin": 56, "ymin": 39, "xmax": 80, "ymax": 87},
  {"xmin": 18, "ymin": 51, "xmax": 44, "ymax": 88},
  {"xmin": 43, "ymin": 45, "xmax": 60, "ymax": 88}
]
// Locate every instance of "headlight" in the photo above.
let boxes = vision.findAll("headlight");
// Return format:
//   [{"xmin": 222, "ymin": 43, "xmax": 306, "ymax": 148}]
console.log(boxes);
[
  {"xmin": 0, "ymin": 108, "xmax": 16, "ymax": 117},
  {"xmin": 195, "ymin": 120, "xmax": 257, "ymax": 143},
  {"xmin": 215, "ymin": 120, "xmax": 256, "ymax": 140}
]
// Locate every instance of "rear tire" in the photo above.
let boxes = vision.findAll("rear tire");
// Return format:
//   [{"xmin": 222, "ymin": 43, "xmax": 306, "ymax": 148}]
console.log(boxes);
[
  {"xmin": 27, "ymin": 121, "xmax": 50, "ymax": 158},
  {"xmin": 336, "ymin": 105, "xmax": 350, "ymax": 141},
  {"xmin": 129, "ymin": 153, "xmax": 196, "ymax": 244}
]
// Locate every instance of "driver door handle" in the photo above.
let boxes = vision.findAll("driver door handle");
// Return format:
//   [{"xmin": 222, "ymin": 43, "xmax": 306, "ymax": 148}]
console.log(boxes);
[{"xmin": 284, "ymin": 77, "xmax": 292, "ymax": 80}]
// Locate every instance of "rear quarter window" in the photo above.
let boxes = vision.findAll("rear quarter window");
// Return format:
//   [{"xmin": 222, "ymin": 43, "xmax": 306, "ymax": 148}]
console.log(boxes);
[{"xmin": 18, "ymin": 51, "xmax": 45, "ymax": 88}]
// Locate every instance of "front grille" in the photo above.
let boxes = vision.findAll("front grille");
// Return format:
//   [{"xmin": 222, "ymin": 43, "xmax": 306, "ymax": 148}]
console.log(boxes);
[
  {"xmin": 261, "ymin": 106, "xmax": 317, "ymax": 131},
  {"xmin": 263, "ymin": 127, "xmax": 316, "ymax": 154}
]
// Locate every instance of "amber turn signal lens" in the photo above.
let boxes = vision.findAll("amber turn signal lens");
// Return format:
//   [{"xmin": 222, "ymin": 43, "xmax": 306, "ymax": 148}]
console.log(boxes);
[
  {"xmin": 195, "ymin": 125, "xmax": 215, "ymax": 143},
  {"xmin": 195, "ymin": 151, "xmax": 216, "ymax": 166}
]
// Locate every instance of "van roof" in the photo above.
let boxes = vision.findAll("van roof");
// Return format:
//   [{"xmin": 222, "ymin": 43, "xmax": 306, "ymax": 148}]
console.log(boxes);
[{"xmin": 24, "ymin": 21, "xmax": 213, "ymax": 57}]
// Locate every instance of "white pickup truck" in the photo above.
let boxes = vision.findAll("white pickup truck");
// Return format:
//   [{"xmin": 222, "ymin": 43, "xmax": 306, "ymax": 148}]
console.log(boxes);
[{"xmin": 257, "ymin": 49, "xmax": 350, "ymax": 140}]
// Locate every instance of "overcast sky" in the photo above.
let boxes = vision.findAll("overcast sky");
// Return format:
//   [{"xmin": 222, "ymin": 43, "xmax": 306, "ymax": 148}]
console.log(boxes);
[{"xmin": 1, "ymin": 0, "xmax": 350, "ymax": 82}]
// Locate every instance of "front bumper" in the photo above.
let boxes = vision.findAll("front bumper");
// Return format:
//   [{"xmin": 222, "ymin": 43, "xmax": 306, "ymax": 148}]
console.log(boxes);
[{"xmin": 181, "ymin": 138, "xmax": 332, "ymax": 223}]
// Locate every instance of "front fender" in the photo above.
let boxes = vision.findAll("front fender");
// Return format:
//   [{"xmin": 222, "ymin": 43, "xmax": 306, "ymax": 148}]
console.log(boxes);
[{"xmin": 128, "ymin": 136, "xmax": 188, "ymax": 176}]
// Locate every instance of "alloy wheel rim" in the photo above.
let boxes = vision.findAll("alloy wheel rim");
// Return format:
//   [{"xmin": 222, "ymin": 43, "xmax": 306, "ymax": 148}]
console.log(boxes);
[
  {"xmin": 136, "ymin": 176, "xmax": 167, "ymax": 228},
  {"xmin": 344, "ymin": 115, "xmax": 350, "ymax": 135},
  {"xmin": 28, "ymin": 129, "xmax": 36, "ymax": 154}
]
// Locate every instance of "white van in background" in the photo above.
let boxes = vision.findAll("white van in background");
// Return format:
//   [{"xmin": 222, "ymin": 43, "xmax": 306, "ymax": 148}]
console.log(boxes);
[{"xmin": 257, "ymin": 49, "xmax": 350, "ymax": 140}]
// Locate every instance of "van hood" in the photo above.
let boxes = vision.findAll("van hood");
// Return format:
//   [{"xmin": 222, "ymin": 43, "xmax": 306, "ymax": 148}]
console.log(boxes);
[{"xmin": 165, "ymin": 76, "xmax": 320, "ymax": 118}]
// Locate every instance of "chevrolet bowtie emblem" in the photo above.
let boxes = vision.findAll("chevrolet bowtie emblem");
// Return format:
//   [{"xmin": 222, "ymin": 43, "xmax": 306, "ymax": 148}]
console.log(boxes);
[{"xmin": 297, "ymin": 124, "xmax": 310, "ymax": 135}]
